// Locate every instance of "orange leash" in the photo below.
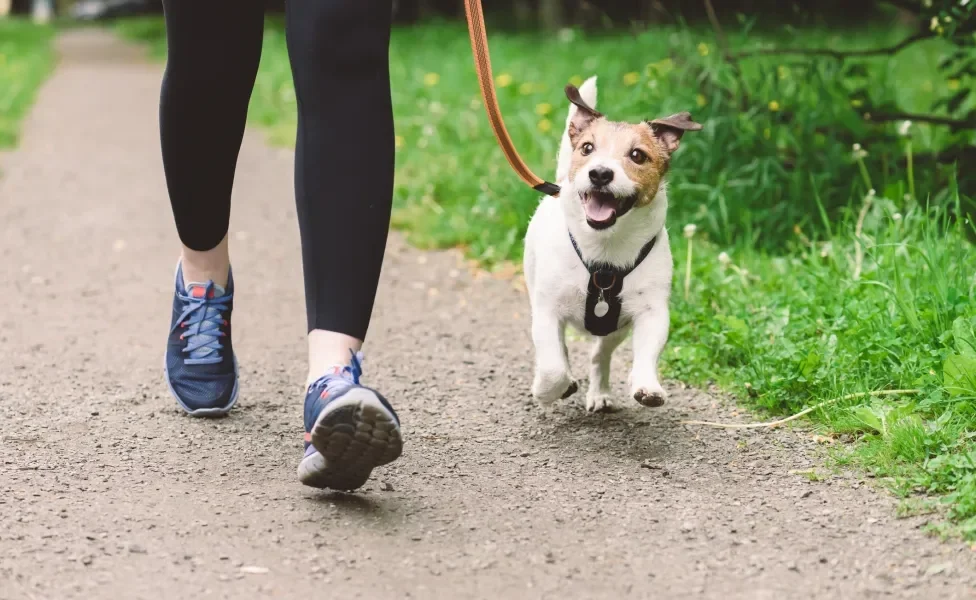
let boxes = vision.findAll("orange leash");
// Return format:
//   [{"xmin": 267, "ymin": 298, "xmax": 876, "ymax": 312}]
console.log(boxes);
[{"xmin": 463, "ymin": 0, "xmax": 561, "ymax": 197}]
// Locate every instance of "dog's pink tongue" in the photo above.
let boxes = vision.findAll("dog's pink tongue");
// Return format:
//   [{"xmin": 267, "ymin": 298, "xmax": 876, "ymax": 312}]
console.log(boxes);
[{"xmin": 584, "ymin": 197, "xmax": 617, "ymax": 223}]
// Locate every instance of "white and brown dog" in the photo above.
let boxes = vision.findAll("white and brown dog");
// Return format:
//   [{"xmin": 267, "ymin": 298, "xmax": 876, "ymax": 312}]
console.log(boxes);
[{"xmin": 523, "ymin": 77, "xmax": 701, "ymax": 412}]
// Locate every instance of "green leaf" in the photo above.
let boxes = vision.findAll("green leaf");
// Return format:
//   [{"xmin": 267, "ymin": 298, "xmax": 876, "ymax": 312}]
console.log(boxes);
[
  {"xmin": 800, "ymin": 349, "xmax": 821, "ymax": 377},
  {"xmin": 852, "ymin": 405, "xmax": 885, "ymax": 435},
  {"xmin": 944, "ymin": 353, "xmax": 976, "ymax": 398},
  {"xmin": 947, "ymin": 89, "xmax": 972, "ymax": 115},
  {"xmin": 954, "ymin": 317, "xmax": 976, "ymax": 357}
]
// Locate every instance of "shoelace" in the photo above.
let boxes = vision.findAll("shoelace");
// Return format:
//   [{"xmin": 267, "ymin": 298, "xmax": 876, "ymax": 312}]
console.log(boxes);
[
  {"xmin": 173, "ymin": 281, "xmax": 232, "ymax": 365},
  {"xmin": 308, "ymin": 350, "xmax": 366, "ymax": 397}
]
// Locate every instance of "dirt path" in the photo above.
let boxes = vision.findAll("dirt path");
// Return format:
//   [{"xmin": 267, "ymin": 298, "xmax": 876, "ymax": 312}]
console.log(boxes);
[{"xmin": 2, "ymin": 29, "xmax": 975, "ymax": 600}]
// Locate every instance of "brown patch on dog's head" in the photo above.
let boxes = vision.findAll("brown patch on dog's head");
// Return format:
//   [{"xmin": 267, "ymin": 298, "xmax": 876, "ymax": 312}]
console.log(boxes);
[{"xmin": 564, "ymin": 85, "xmax": 702, "ymax": 227}]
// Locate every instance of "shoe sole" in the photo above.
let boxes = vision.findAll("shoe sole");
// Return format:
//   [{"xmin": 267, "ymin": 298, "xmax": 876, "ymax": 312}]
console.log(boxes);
[
  {"xmin": 162, "ymin": 354, "xmax": 240, "ymax": 418},
  {"xmin": 297, "ymin": 388, "xmax": 403, "ymax": 491}
]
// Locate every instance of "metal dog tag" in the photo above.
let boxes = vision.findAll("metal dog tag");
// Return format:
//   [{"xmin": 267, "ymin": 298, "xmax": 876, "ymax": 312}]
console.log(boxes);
[{"xmin": 594, "ymin": 294, "xmax": 609, "ymax": 318}]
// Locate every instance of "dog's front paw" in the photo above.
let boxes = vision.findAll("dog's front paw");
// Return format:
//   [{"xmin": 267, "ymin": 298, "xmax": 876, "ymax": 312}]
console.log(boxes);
[
  {"xmin": 585, "ymin": 393, "xmax": 617, "ymax": 413},
  {"xmin": 632, "ymin": 384, "xmax": 667, "ymax": 408},
  {"xmin": 532, "ymin": 370, "xmax": 578, "ymax": 404}
]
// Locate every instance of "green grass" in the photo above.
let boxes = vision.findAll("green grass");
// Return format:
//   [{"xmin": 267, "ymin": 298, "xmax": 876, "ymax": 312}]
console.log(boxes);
[
  {"xmin": 117, "ymin": 16, "xmax": 974, "ymax": 259},
  {"xmin": 667, "ymin": 184, "xmax": 976, "ymax": 538},
  {"xmin": 0, "ymin": 19, "xmax": 56, "ymax": 149},
  {"xmin": 114, "ymin": 16, "xmax": 976, "ymax": 537}
]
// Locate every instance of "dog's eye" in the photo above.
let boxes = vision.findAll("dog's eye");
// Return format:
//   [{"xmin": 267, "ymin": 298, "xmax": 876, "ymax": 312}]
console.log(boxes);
[
  {"xmin": 581, "ymin": 142, "xmax": 594, "ymax": 156},
  {"xmin": 629, "ymin": 149, "xmax": 648, "ymax": 164}
]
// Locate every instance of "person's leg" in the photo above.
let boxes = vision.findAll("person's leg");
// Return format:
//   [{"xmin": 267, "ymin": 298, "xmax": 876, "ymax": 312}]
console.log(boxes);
[
  {"xmin": 160, "ymin": 0, "xmax": 265, "ymax": 416},
  {"xmin": 286, "ymin": 0, "xmax": 395, "ymax": 383},
  {"xmin": 161, "ymin": 0, "xmax": 265, "ymax": 287},
  {"xmin": 286, "ymin": 0, "xmax": 401, "ymax": 490}
]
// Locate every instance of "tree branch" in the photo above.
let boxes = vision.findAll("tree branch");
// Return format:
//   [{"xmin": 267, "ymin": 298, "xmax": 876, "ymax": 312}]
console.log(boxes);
[{"xmin": 731, "ymin": 32, "xmax": 932, "ymax": 61}]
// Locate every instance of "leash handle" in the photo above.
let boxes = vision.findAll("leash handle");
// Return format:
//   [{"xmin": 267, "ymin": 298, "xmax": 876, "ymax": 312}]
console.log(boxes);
[{"xmin": 463, "ymin": 0, "xmax": 561, "ymax": 197}]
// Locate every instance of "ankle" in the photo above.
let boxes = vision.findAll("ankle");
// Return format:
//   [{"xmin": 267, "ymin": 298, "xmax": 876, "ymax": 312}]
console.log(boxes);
[
  {"xmin": 181, "ymin": 236, "xmax": 230, "ymax": 288},
  {"xmin": 307, "ymin": 330, "xmax": 363, "ymax": 388}
]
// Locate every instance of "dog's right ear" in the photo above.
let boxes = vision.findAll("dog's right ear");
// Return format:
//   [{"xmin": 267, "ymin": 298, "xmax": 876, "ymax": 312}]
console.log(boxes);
[{"xmin": 565, "ymin": 84, "xmax": 603, "ymax": 146}]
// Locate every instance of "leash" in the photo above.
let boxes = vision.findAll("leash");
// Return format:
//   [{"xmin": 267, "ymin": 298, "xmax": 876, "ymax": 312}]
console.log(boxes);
[{"xmin": 463, "ymin": 0, "xmax": 561, "ymax": 197}]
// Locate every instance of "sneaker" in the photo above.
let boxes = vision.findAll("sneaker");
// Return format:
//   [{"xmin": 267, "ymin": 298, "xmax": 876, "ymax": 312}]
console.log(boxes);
[
  {"xmin": 298, "ymin": 352, "xmax": 403, "ymax": 491},
  {"xmin": 164, "ymin": 262, "xmax": 239, "ymax": 417}
]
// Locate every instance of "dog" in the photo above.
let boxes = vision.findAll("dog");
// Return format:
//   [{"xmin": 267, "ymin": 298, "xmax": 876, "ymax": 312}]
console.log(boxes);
[{"xmin": 523, "ymin": 76, "xmax": 701, "ymax": 412}]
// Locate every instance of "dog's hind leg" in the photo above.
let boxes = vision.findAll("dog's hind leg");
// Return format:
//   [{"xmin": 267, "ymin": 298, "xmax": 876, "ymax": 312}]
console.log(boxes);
[
  {"xmin": 585, "ymin": 328, "xmax": 628, "ymax": 413},
  {"xmin": 530, "ymin": 311, "xmax": 578, "ymax": 404}
]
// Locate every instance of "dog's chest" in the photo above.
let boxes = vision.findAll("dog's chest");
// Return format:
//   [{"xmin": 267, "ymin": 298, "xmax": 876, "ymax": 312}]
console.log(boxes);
[{"xmin": 553, "ymin": 261, "xmax": 647, "ymax": 334}]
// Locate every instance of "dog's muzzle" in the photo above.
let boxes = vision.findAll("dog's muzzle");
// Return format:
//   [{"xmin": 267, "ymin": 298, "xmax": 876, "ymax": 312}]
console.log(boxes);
[{"xmin": 580, "ymin": 189, "xmax": 637, "ymax": 230}]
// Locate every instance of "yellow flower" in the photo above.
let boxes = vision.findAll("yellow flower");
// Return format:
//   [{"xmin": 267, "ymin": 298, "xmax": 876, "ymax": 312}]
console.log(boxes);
[
  {"xmin": 423, "ymin": 72, "xmax": 440, "ymax": 86},
  {"xmin": 768, "ymin": 100, "xmax": 780, "ymax": 112},
  {"xmin": 763, "ymin": 128, "xmax": 771, "ymax": 140},
  {"xmin": 535, "ymin": 102, "xmax": 552, "ymax": 116},
  {"xmin": 697, "ymin": 42, "xmax": 710, "ymax": 56},
  {"xmin": 851, "ymin": 99, "xmax": 864, "ymax": 108},
  {"xmin": 949, "ymin": 79, "xmax": 961, "ymax": 90},
  {"xmin": 696, "ymin": 94, "xmax": 707, "ymax": 108},
  {"xmin": 395, "ymin": 135, "xmax": 404, "ymax": 149},
  {"xmin": 537, "ymin": 119, "xmax": 552, "ymax": 133},
  {"xmin": 496, "ymin": 73, "xmax": 513, "ymax": 87},
  {"xmin": 569, "ymin": 74, "xmax": 583, "ymax": 87},
  {"xmin": 623, "ymin": 71, "xmax": 640, "ymax": 86},
  {"xmin": 777, "ymin": 65, "xmax": 789, "ymax": 79}
]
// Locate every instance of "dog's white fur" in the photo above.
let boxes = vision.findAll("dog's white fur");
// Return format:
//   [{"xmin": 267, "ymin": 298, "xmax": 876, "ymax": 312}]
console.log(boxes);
[{"xmin": 524, "ymin": 76, "xmax": 673, "ymax": 412}]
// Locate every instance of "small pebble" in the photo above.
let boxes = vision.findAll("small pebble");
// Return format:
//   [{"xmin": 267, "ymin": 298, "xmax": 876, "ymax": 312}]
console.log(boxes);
[{"xmin": 240, "ymin": 566, "xmax": 269, "ymax": 575}]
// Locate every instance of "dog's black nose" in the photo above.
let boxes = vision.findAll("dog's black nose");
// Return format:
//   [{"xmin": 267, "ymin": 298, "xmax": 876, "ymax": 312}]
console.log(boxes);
[{"xmin": 589, "ymin": 167, "xmax": 614, "ymax": 187}]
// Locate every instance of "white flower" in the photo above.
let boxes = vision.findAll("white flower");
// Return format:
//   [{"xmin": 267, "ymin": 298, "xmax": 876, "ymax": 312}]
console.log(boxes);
[
  {"xmin": 683, "ymin": 224, "xmax": 697, "ymax": 238},
  {"xmin": 893, "ymin": 213, "xmax": 902, "ymax": 221},
  {"xmin": 868, "ymin": 189, "xmax": 876, "ymax": 197},
  {"xmin": 718, "ymin": 252, "xmax": 731, "ymax": 266},
  {"xmin": 898, "ymin": 120, "xmax": 912, "ymax": 136},
  {"xmin": 852, "ymin": 143, "xmax": 861, "ymax": 151}
]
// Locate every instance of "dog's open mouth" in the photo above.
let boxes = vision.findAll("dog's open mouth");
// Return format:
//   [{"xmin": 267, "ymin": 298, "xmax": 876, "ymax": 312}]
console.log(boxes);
[{"xmin": 581, "ymin": 190, "xmax": 636, "ymax": 230}]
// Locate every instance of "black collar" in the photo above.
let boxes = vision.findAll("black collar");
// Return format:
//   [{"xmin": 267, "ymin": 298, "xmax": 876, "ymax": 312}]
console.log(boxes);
[{"xmin": 568, "ymin": 230, "xmax": 659, "ymax": 336}]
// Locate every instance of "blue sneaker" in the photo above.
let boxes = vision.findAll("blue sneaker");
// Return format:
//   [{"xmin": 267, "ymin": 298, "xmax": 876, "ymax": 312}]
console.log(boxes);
[
  {"xmin": 298, "ymin": 352, "xmax": 403, "ymax": 491},
  {"xmin": 164, "ymin": 263, "xmax": 239, "ymax": 417}
]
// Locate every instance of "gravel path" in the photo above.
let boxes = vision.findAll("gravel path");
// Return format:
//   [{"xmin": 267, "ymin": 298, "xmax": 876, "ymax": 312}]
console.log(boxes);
[{"xmin": 2, "ymin": 29, "xmax": 975, "ymax": 600}]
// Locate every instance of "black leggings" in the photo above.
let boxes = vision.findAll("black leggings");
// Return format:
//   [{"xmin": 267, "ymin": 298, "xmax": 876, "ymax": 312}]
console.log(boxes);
[{"xmin": 159, "ymin": 0, "xmax": 395, "ymax": 340}]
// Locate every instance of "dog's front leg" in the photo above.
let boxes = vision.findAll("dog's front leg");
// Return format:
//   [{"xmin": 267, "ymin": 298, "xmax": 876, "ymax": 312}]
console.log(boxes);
[
  {"xmin": 586, "ymin": 328, "xmax": 628, "ymax": 412},
  {"xmin": 630, "ymin": 305, "xmax": 669, "ymax": 407},
  {"xmin": 530, "ymin": 311, "xmax": 578, "ymax": 404}
]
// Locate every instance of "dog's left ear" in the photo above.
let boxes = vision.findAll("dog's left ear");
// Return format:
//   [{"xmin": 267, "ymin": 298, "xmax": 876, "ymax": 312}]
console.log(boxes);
[
  {"xmin": 649, "ymin": 112, "xmax": 702, "ymax": 154},
  {"xmin": 565, "ymin": 84, "xmax": 603, "ymax": 145}
]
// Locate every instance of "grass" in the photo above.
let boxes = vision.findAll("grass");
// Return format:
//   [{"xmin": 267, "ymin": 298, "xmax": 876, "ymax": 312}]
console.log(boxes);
[
  {"xmin": 669, "ymin": 184, "xmax": 976, "ymax": 538},
  {"xmin": 113, "ymin": 16, "xmax": 976, "ymax": 537},
  {"xmin": 0, "ymin": 19, "xmax": 56, "ymax": 149},
  {"xmin": 117, "ymin": 16, "xmax": 974, "ymax": 259}
]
